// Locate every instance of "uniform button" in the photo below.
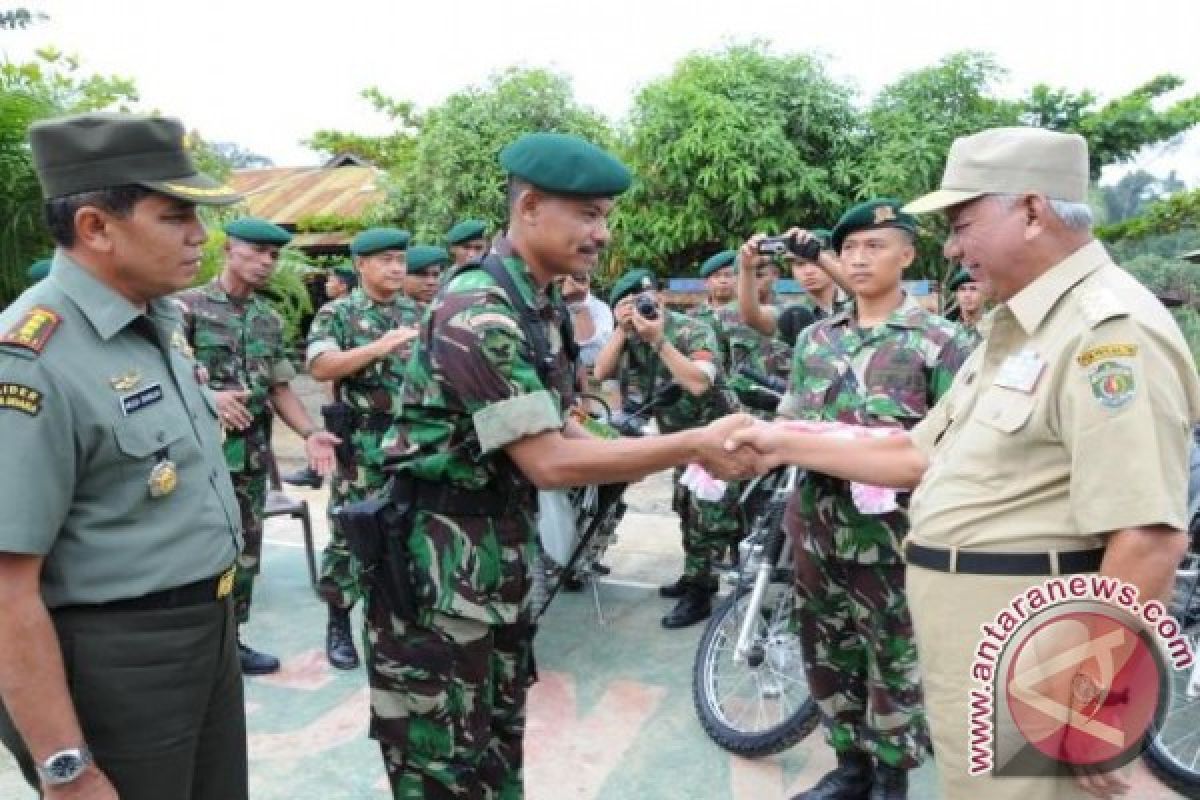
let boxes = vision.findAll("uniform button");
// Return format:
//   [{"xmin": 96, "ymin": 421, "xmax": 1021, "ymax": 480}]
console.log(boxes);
[{"xmin": 156, "ymin": 431, "xmax": 166, "ymax": 443}]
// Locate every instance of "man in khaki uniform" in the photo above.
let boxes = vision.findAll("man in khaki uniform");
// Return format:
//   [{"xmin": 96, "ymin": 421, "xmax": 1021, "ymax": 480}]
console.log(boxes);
[
  {"xmin": 729, "ymin": 127, "xmax": 1200, "ymax": 800},
  {"xmin": 0, "ymin": 113, "xmax": 250, "ymax": 799}
]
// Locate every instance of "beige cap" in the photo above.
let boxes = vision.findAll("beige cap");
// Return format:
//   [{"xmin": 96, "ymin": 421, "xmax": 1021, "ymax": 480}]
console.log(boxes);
[{"xmin": 903, "ymin": 126, "xmax": 1089, "ymax": 214}]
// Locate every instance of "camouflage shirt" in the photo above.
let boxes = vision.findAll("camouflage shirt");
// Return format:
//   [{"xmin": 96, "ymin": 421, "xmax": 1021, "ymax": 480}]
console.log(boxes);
[
  {"xmin": 619, "ymin": 309, "xmax": 733, "ymax": 434},
  {"xmin": 782, "ymin": 294, "xmax": 973, "ymax": 563},
  {"xmin": 176, "ymin": 279, "xmax": 294, "ymax": 473},
  {"xmin": 382, "ymin": 240, "xmax": 575, "ymax": 625},
  {"xmin": 305, "ymin": 288, "xmax": 422, "ymax": 414}
]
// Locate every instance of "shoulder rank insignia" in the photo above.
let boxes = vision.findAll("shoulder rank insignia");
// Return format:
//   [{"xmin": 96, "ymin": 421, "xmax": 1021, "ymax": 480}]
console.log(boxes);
[
  {"xmin": 1077, "ymin": 288, "xmax": 1128, "ymax": 329},
  {"xmin": 0, "ymin": 306, "xmax": 61, "ymax": 354}
]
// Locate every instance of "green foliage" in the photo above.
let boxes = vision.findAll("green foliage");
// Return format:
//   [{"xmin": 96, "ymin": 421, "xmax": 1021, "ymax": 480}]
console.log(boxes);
[
  {"xmin": 611, "ymin": 43, "xmax": 859, "ymax": 277},
  {"xmin": 0, "ymin": 50, "xmax": 140, "ymax": 306},
  {"xmin": 304, "ymin": 86, "xmax": 419, "ymax": 170},
  {"xmin": 1122, "ymin": 253, "xmax": 1200, "ymax": 367},
  {"xmin": 388, "ymin": 67, "xmax": 613, "ymax": 242},
  {"xmin": 1096, "ymin": 188, "xmax": 1200, "ymax": 242},
  {"xmin": 1023, "ymin": 75, "xmax": 1200, "ymax": 179},
  {"xmin": 0, "ymin": 8, "xmax": 45, "ymax": 29},
  {"xmin": 294, "ymin": 213, "xmax": 371, "ymax": 234}
]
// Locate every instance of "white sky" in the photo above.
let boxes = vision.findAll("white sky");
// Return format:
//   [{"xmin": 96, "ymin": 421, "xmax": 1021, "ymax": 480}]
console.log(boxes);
[{"xmin": 5, "ymin": 0, "xmax": 1200, "ymax": 185}]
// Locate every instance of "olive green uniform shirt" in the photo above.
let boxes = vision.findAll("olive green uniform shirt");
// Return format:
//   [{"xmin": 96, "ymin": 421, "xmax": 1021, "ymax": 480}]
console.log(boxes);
[{"xmin": 0, "ymin": 254, "xmax": 241, "ymax": 608}]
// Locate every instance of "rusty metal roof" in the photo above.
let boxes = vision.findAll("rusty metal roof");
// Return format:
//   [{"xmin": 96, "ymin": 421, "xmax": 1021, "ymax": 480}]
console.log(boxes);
[{"xmin": 228, "ymin": 165, "xmax": 386, "ymax": 226}]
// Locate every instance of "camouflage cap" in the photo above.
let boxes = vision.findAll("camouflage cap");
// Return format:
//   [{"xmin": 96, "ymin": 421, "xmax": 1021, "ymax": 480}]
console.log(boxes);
[
  {"xmin": 946, "ymin": 266, "xmax": 976, "ymax": 292},
  {"xmin": 224, "ymin": 217, "xmax": 292, "ymax": 246},
  {"xmin": 831, "ymin": 198, "xmax": 917, "ymax": 252},
  {"xmin": 500, "ymin": 132, "xmax": 632, "ymax": 197},
  {"xmin": 904, "ymin": 126, "xmax": 1088, "ymax": 214},
  {"xmin": 407, "ymin": 245, "xmax": 450, "ymax": 273},
  {"xmin": 445, "ymin": 219, "xmax": 487, "ymax": 245},
  {"xmin": 27, "ymin": 258, "xmax": 51, "ymax": 282},
  {"xmin": 351, "ymin": 227, "xmax": 411, "ymax": 256},
  {"xmin": 609, "ymin": 268, "xmax": 656, "ymax": 306},
  {"xmin": 699, "ymin": 250, "xmax": 737, "ymax": 278},
  {"xmin": 29, "ymin": 112, "xmax": 241, "ymax": 205}
]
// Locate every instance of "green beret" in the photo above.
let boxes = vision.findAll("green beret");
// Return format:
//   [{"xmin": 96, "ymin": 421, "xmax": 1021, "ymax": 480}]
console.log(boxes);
[
  {"xmin": 810, "ymin": 228, "xmax": 833, "ymax": 249},
  {"xmin": 500, "ymin": 132, "xmax": 632, "ymax": 197},
  {"xmin": 700, "ymin": 250, "xmax": 737, "ymax": 278},
  {"xmin": 407, "ymin": 245, "xmax": 450, "ymax": 273},
  {"xmin": 946, "ymin": 267, "xmax": 976, "ymax": 292},
  {"xmin": 351, "ymin": 227, "xmax": 411, "ymax": 256},
  {"xmin": 445, "ymin": 219, "xmax": 487, "ymax": 245},
  {"xmin": 830, "ymin": 198, "xmax": 917, "ymax": 252},
  {"xmin": 609, "ymin": 268, "xmax": 656, "ymax": 307},
  {"xmin": 27, "ymin": 258, "xmax": 52, "ymax": 282},
  {"xmin": 29, "ymin": 112, "xmax": 240, "ymax": 204},
  {"xmin": 223, "ymin": 217, "xmax": 292, "ymax": 246},
  {"xmin": 331, "ymin": 262, "xmax": 357, "ymax": 280}
]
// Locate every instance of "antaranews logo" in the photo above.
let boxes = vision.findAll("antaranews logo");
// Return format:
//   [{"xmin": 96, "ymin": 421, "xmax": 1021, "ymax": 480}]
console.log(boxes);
[{"xmin": 966, "ymin": 575, "xmax": 1193, "ymax": 777}]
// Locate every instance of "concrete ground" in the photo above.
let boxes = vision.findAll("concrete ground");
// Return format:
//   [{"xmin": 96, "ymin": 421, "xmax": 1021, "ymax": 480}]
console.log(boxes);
[{"xmin": 0, "ymin": 377, "xmax": 1188, "ymax": 798}]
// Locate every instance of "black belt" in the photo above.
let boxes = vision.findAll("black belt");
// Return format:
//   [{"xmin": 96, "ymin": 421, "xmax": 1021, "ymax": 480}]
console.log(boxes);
[
  {"xmin": 905, "ymin": 543, "xmax": 1105, "ymax": 576},
  {"xmin": 393, "ymin": 477, "xmax": 524, "ymax": 517},
  {"xmin": 57, "ymin": 567, "xmax": 236, "ymax": 613}
]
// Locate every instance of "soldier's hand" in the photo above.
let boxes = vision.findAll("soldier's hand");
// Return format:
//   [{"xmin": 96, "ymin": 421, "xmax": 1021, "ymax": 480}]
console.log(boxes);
[
  {"xmin": 694, "ymin": 413, "xmax": 759, "ymax": 480},
  {"xmin": 44, "ymin": 764, "xmax": 119, "ymax": 800},
  {"xmin": 374, "ymin": 327, "xmax": 418, "ymax": 358},
  {"xmin": 304, "ymin": 430, "xmax": 341, "ymax": 477},
  {"xmin": 738, "ymin": 234, "xmax": 769, "ymax": 273},
  {"xmin": 630, "ymin": 300, "xmax": 666, "ymax": 345},
  {"xmin": 613, "ymin": 297, "xmax": 635, "ymax": 331},
  {"xmin": 215, "ymin": 389, "xmax": 253, "ymax": 431},
  {"xmin": 723, "ymin": 420, "xmax": 791, "ymax": 473}
]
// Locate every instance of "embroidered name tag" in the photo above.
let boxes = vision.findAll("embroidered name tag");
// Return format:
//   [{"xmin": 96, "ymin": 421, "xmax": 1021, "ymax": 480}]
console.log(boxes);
[{"xmin": 120, "ymin": 383, "xmax": 163, "ymax": 415}]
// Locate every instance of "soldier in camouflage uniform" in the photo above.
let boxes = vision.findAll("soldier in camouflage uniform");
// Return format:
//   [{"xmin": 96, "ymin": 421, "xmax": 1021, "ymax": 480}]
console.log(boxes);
[
  {"xmin": 306, "ymin": 227, "xmax": 420, "ymax": 669},
  {"xmin": 177, "ymin": 217, "xmax": 338, "ymax": 675},
  {"xmin": 404, "ymin": 245, "xmax": 449, "ymax": 310},
  {"xmin": 594, "ymin": 267, "xmax": 740, "ymax": 629},
  {"xmin": 750, "ymin": 200, "xmax": 973, "ymax": 800},
  {"xmin": 945, "ymin": 265, "xmax": 986, "ymax": 348},
  {"xmin": 369, "ymin": 133, "xmax": 754, "ymax": 800}
]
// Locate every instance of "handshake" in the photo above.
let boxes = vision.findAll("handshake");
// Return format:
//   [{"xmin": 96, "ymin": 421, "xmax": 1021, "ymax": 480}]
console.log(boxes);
[{"xmin": 688, "ymin": 413, "xmax": 788, "ymax": 480}]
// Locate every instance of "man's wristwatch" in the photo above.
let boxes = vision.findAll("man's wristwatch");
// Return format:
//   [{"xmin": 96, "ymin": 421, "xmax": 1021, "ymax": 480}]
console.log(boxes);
[{"xmin": 38, "ymin": 747, "xmax": 92, "ymax": 786}]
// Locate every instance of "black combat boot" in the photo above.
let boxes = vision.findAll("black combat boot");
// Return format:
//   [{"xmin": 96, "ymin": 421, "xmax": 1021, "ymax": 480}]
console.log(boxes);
[
  {"xmin": 788, "ymin": 750, "xmax": 873, "ymax": 800},
  {"xmin": 658, "ymin": 575, "xmax": 691, "ymax": 598},
  {"xmin": 238, "ymin": 634, "xmax": 281, "ymax": 676},
  {"xmin": 661, "ymin": 582, "xmax": 714, "ymax": 629},
  {"xmin": 867, "ymin": 765, "xmax": 907, "ymax": 800},
  {"xmin": 325, "ymin": 607, "xmax": 360, "ymax": 670},
  {"xmin": 282, "ymin": 465, "xmax": 323, "ymax": 489}
]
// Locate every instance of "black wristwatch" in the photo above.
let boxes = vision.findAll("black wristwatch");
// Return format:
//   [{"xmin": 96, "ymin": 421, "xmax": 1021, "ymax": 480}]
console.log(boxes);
[{"xmin": 38, "ymin": 747, "xmax": 92, "ymax": 786}]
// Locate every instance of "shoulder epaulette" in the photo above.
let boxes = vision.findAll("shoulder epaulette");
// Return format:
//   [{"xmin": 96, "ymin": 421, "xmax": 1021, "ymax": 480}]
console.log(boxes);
[
  {"xmin": 1076, "ymin": 287, "xmax": 1129, "ymax": 329},
  {"xmin": 0, "ymin": 306, "xmax": 61, "ymax": 356}
]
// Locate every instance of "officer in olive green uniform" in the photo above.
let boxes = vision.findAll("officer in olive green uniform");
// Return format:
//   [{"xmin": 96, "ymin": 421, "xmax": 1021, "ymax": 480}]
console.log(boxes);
[
  {"xmin": 0, "ymin": 113, "xmax": 249, "ymax": 799},
  {"xmin": 306, "ymin": 227, "xmax": 420, "ymax": 670},
  {"xmin": 445, "ymin": 219, "xmax": 488, "ymax": 269},
  {"xmin": 367, "ymin": 133, "xmax": 756, "ymax": 799},
  {"xmin": 595, "ymin": 268, "xmax": 740, "ymax": 628},
  {"xmin": 177, "ymin": 217, "xmax": 336, "ymax": 675},
  {"xmin": 404, "ymin": 245, "xmax": 450, "ymax": 309}
]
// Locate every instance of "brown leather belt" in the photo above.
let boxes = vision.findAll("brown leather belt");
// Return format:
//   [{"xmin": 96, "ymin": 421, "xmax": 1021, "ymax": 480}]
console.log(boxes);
[
  {"xmin": 905, "ymin": 543, "xmax": 1104, "ymax": 576},
  {"xmin": 58, "ymin": 567, "xmax": 236, "ymax": 612}
]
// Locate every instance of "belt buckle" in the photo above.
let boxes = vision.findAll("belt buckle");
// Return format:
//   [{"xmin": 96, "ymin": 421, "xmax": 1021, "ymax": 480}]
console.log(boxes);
[{"xmin": 216, "ymin": 567, "xmax": 235, "ymax": 599}]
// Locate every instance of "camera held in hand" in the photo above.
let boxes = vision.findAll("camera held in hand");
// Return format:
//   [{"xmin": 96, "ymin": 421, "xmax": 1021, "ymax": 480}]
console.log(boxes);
[
  {"xmin": 634, "ymin": 292, "xmax": 659, "ymax": 321},
  {"xmin": 756, "ymin": 233, "xmax": 822, "ymax": 262}
]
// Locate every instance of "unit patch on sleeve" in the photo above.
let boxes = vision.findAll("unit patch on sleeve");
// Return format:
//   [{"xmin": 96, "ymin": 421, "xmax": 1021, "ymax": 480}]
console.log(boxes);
[
  {"xmin": 0, "ymin": 307, "xmax": 61, "ymax": 354},
  {"xmin": 0, "ymin": 383, "xmax": 43, "ymax": 416}
]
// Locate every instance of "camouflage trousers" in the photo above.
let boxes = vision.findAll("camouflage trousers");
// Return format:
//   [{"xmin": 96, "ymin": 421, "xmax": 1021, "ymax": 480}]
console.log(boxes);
[
  {"xmin": 320, "ymin": 437, "xmax": 390, "ymax": 610},
  {"xmin": 672, "ymin": 466, "xmax": 742, "ymax": 589},
  {"xmin": 230, "ymin": 469, "xmax": 267, "ymax": 625},
  {"xmin": 366, "ymin": 592, "xmax": 534, "ymax": 800},
  {"xmin": 787, "ymin": 504, "xmax": 930, "ymax": 769}
]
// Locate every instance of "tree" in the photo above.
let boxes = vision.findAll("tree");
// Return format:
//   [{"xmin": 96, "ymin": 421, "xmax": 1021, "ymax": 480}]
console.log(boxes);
[
  {"xmin": 304, "ymin": 86, "xmax": 419, "ymax": 170},
  {"xmin": 0, "ymin": 8, "xmax": 45, "ymax": 29},
  {"xmin": 611, "ymin": 43, "xmax": 860, "ymax": 277},
  {"xmin": 388, "ymin": 67, "xmax": 613, "ymax": 242},
  {"xmin": 1023, "ymin": 75, "xmax": 1200, "ymax": 179},
  {"xmin": 209, "ymin": 141, "xmax": 273, "ymax": 170},
  {"xmin": 0, "ymin": 50, "xmax": 139, "ymax": 306}
]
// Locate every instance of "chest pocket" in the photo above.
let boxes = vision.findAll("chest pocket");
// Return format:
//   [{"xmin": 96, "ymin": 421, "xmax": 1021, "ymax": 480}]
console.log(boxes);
[
  {"xmin": 975, "ymin": 387, "xmax": 1036, "ymax": 434},
  {"xmin": 112, "ymin": 407, "xmax": 192, "ymax": 483}
]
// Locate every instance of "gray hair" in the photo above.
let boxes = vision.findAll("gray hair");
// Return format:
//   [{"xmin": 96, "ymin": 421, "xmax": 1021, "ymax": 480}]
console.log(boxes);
[{"xmin": 994, "ymin": 193, "xmax": 1093, "ymax": 231}]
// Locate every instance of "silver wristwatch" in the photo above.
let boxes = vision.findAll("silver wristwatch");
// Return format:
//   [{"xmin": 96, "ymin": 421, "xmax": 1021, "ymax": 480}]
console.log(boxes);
[{"xmin": 38, "ymin": 747, "xmax": 92, "ymax": 786}]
